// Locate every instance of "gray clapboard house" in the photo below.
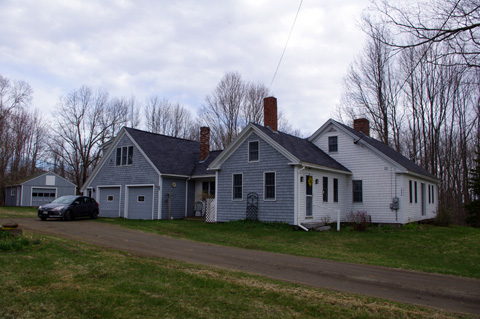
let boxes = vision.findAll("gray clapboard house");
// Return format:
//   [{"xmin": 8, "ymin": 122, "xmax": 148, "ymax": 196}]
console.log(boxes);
[
  {"xmin": 81, "ymin": 127, "xmax": 220, "ymax": 219},
  {"xmin": 81, "ymin": 97, "xmax": 438, "ymax": 224},
  {"xmin": 208, "ymin": 97, "xmax": 438, "ymax": 225},
  {"xmin": 5, "ymin": 171, "xmax": 77, "ymax": 207}
]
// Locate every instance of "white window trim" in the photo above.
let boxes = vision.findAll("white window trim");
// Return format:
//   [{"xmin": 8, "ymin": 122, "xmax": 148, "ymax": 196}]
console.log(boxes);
[
  {"xmin": 328, "ymin": 136, "xmax": 338, "ymax": 153},
  {"xmin": 116, "ymin": 145, "xmax": 134, "ymax": 167},
  {"xmin": 232, "ymin": 173, "xmax": 243, "ymax": 201},
  {"xmin": 263, "ymin": 171, "xmax": 276, "ymax": 201},
  {"xmin": 248, "ymin": 140, "xmax": 260, "ymax": 163}
]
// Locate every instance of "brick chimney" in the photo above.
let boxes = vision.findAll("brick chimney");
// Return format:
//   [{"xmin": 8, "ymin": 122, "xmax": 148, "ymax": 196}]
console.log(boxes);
[
  {"xmin": 264, "ymin": 96, "xmax": 277, "ymax": 132},
  {"xmin": 353, "ymin": 118, "xmax": 370, "ymax": 137},
  {"xmin": 199, "ymin": 126, "xmax": 210, "ymax": 162}
]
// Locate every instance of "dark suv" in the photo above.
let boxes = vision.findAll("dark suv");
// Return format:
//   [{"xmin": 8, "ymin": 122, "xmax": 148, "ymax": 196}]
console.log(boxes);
[{"xmin": 38, "ymin": 195, "xmax": 99, "ymax": 221}]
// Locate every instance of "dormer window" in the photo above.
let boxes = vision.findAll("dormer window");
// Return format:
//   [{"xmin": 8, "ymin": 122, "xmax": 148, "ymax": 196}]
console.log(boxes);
[
  {"xmin": 249, "ymin": 141, "xmax": 259, "ymax": 162},
  {"xmin": 328, "ymin": 136, "xmax": 338, "ymax": 152}
]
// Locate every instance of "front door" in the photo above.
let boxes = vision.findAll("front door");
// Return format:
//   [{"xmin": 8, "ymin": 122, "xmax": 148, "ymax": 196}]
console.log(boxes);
[{"xmin": 306, "ymin": 175, "xmax": 313, "ymax": 217}]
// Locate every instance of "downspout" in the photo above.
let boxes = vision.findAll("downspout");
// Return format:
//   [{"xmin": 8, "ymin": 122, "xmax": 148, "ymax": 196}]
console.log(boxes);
[{"xmin": 296, "ymin": 165, "xmax": 308, "ymax": 231}]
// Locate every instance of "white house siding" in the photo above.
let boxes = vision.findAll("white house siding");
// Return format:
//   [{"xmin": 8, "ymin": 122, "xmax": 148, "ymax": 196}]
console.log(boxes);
[
  {"xmin": 296, "ymin": 169, "xmax": 349, "ymax": 224},
  {"xmin": 87, "ymin": 133, "xmax": 160, "ymax": 219},
  {"xmin": 216, "ymin": 132, "xmax": 295, "ymax": 224},
  {"xmin": 401, "ymin": 176, "xmax": 438, "ymax": 223},
  {"xmin": 311, "ymin": 124, "xmax": 404, "ymax": 224}
]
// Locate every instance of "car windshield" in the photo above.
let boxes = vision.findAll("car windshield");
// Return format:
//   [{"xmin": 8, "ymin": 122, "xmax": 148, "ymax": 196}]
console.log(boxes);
[{"xmin": 51, "ymin": 196, "xmax": 78, "ymax": 204}]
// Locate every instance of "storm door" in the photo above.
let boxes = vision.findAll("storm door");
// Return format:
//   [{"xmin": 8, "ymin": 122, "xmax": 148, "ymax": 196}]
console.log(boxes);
[{"xmin": 306, "ymin": 175, "xmax": 313, "ymax": 217}]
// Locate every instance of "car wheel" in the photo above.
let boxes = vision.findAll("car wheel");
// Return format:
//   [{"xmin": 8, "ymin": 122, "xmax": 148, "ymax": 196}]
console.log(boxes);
[
  {"xmin": 64, "ymin": 210, "xmax": 72, "ymax": 221},
  {"xmin": 40, "ymin": 216, "xmax": 47, "ymax": 221},
  {"xmin": 91, "ymin": 210, "xmax": 99, "ymax": 219}
]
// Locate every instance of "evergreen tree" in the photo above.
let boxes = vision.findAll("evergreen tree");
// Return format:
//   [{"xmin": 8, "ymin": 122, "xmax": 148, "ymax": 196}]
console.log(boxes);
[{"xmin": 465, "ymin": 148, "xmax": 480, "ymax": 227}]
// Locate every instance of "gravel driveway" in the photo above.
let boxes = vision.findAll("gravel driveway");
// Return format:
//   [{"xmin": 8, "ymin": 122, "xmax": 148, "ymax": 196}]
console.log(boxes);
[{"xmin": 4, "ymin": 217, "xmax": 480, "ymax": 316}]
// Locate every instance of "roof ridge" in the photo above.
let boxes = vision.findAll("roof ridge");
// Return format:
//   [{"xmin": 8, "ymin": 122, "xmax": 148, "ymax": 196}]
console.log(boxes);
[{"xmin": 124, "ymin": 127, "xmax": 200, "ymax": 144}]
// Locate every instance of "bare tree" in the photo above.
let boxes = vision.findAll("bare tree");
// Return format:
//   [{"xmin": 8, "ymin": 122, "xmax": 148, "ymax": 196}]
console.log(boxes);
[
  {"xmin": 51, "ymin": 86, "xmax": 129, "ymax": 191},
  {"xmin": 339, "ymin": 28, "xmax": 402, "ymax": 149},
  {"xmin": 144, "ymin": 96, "xmax": 195, "ymax": 138},
  {"xmin": 364, "ymin": 0, "xmax": 480, "ymax": 68}
]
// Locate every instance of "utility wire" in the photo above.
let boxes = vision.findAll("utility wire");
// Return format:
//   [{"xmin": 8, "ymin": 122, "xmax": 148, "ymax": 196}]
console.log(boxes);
[{"xmin": 270, "ymin": 0, "xmax": 303, "ymax": 89}]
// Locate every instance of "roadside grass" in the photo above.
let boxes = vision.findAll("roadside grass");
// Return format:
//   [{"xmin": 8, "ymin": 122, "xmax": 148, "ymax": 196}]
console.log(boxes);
[
  {"xmin": 0, "ymin": 206, "xmax": 37, "ymax": 218},
  {"xmin": 99, "ymin": 219, "xmax": 480, "ymax": 279},
  {"xmin": 0, "ymin": 233, "xmax": 471, "ymax": 319}
]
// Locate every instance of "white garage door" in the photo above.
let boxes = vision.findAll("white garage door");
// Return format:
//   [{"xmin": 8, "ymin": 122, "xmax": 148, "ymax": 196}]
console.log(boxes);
[
  {"xmin": 98, "ymin": 187, "xmax": 121, "ymax": 218},
  {"xmin": 127, "ymin": 186, "xmax": 154, "ymax": 219},
  {"xmin": 32, "ymin": 188, "xmax": 56, "ymax": 206}
]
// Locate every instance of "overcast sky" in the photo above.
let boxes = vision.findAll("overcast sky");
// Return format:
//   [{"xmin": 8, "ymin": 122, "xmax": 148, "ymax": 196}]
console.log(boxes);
[{"xmin": 1, "ymin": 0, "xmax": 370, "ymax": 136}]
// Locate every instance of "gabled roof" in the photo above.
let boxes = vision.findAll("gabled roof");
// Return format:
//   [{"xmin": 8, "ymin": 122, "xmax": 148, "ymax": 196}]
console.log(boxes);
[
  {"xmin": 310, "ymin": 119, "xmax": 437, "ymax": 180},
  {"xmin": 7, "ymin": 171, "xmax": 76, "ymax": 187},
  {"xmin": 209, "ymin": 123, "xmax": 350, "ymax": 173},
  {"xmin": 81, "ymin": 127, "xmax": 221, "ymax": 192}
]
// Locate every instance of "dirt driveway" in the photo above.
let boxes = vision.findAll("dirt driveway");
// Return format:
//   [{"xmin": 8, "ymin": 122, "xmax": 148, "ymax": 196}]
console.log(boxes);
[{"xmin": 4, "ymin": 217, "xmax": 480, "ymax": 316}]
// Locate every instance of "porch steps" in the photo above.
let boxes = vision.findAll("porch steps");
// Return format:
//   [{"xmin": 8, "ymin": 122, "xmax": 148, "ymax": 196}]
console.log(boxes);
[{"xmin": 300, "ymin": 222, "xmax": 331, "ymax": 232}]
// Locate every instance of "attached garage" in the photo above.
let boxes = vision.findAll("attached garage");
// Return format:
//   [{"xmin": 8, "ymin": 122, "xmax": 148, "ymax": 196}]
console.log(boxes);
[
  {"xmin": 98, "ymin": 186, "xmax": 121, "ymax": 218},
  {"xmin": 126, "ymin": 185, "xmax": 154, "ymax": 219},
  {"xmin": 31, "ymin": 188, "xmax": 56, "ymax": 206}
]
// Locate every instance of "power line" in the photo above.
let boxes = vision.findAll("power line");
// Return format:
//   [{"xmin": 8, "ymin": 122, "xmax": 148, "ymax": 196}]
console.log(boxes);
[{"xmin": 270, "ymin": 0, "xmax": 303, "ymax": 89}]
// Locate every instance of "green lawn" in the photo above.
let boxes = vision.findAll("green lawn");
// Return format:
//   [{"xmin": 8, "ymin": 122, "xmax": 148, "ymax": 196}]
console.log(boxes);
[
  {"xmin": 2, "ymin": 206, "xmax": 480, "ymax": 278},
  {"xmin": 99, "ymin": 218, "xmax": 480, "ymax": 279},
  {"xmin": 0, "ymin": 233, "xmax": 471, "ymax": 319}
]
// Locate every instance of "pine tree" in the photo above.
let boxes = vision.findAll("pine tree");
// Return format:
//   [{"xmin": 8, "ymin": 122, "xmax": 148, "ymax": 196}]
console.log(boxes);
[{"xmin": 465, "ymin": 148, "xmax": 480, "ymax": 227}]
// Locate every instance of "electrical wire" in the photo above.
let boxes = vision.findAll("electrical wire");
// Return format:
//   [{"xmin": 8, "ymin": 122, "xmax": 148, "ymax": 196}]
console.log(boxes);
[{"xmin": 270, "ymin": 0, "xmax": 303, "ymax": 89}]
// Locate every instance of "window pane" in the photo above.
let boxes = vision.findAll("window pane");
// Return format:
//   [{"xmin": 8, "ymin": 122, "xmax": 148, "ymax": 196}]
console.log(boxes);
[
  {"xmin": 414, "ymin": 181, "xmax": 418, "ymax": 203},
  {"xmin": 116, "ymin": 148, "xmax": 121, "ymax": 166},
  {"xmin": 249, "ymin": 141, "xmax": 259, "ymax": 161},
  {"xmin": 328, "ymin": 136, "xmax": 338, "ymax": 152},
  {"xmin": 323, "ymin": 177, "xmax": 328, "ymax": 202},
  {"xmin": 333, "ymin": 178, "xmax": 338, "ymax": 202},
  {"xmin": 233, "ymin": 174, "xmax": 242, "ymax": 199},
  {"xmin": 306, "ymin": 175, "xmax": 313, "ymax": 195},
  {"xmin": 127, "ymin": 146, "xmax": 134, "ymax": 165},
  {"xmin": 121, "ymin": 147, "xmax": 127, "ymax": 165},
  {"xmin": 265, "ymin": 172, "xmax": 275, "ymax": 199},
  {"xmin": 409, "ymin": 180, "xmax": 412, "ymax": 203},
  {"xmin": 353, "ymin": 180, "xmax": 363, "ymax": 202},
  {"xmin": 210, "ymin": 181, "xmax": 215, "ymax": 196}
]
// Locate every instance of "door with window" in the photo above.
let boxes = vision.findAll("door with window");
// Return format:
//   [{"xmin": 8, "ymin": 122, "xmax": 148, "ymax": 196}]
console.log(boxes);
[{"xmin": 306, "ymin": 175, "xmax": 313, "ymax": 217}]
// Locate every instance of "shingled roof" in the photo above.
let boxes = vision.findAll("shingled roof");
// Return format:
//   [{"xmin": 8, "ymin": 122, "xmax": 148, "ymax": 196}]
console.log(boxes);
[
  {"xmin": 252, "ymin": 124, "xmax": 350, "ymax": 172},
  {"xmin": 124, "ymin": 128, "xmax": 220, "ymax": 176},
  {"xmin": 331, "ymin": 120, "xmax": 437, "ymax": 179}
]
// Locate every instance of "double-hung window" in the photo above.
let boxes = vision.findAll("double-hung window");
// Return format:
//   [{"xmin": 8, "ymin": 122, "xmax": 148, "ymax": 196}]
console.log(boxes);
[
  {"xmin": 249, "ymin": 141, "xmax": 259, "ymax": 162},
  {"xmin": 328, "ymin": 136, "xmax": 338, "ymax": 152},
  {"xmin": 264, "ymin": 172, "xmax": 276, "ymax": 200},
  {"xmin": 352, "ymin": 180, "xmax": 363, "ymax": 203},
  {"xmin": 116, "ymin": 146, "xmax": 134, "ymax": 166},
  {"xmin": 233, "ymin": 174, "xmax": 243, "ymax": 200}
]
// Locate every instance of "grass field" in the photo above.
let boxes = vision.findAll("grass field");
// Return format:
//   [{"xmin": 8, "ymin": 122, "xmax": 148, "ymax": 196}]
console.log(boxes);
[
  {"xmin": 0, "ymin": 233, "xmax": 472, "ymax": 319},
  {"xmin": 99, "ymin": 218, "xmax": 480, "ymax": 279},
  {"xmin": 1, "ymin": 206, "xmax": 479, "ymax": 279}
]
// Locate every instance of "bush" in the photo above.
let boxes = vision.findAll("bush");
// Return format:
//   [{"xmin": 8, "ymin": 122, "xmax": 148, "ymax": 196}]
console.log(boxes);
[
  {"xmin": 435, "ymin": 207, "xmax": 453, "ymax": 227},
  {"xmin": 346, "ymin": 211, "xmax": 371, "ymax": 231}
]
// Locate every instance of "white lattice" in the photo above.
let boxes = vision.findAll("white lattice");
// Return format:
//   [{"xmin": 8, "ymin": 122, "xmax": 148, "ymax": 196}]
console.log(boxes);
[{"xmin": 205, "ymin": 198, "xmax": 216, "ymax": 223}]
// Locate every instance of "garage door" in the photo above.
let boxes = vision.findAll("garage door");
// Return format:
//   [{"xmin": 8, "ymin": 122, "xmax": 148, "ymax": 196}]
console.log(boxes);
[
  {"xmin": 98, "ymin": 187, "xmax": 121, "ymax": 218},
  {"xmin": 127, "ymin": 186, "xmax": 154, "ymax": 219},
  {"xmin": 32, "ymin": 188, "xmax": 56, "ymax": 206}
]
